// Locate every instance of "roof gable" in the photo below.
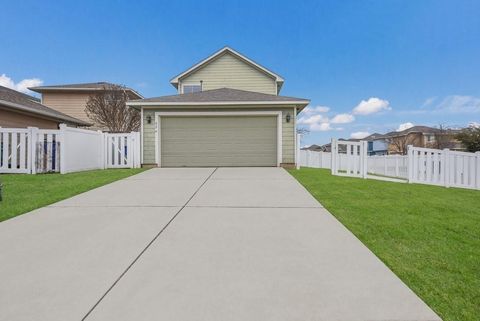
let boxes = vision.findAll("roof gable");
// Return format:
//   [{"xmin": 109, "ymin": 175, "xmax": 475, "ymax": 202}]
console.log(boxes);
[{"xmin": 170, "ymin": 47, "xmax": 284, "ymax": 90}]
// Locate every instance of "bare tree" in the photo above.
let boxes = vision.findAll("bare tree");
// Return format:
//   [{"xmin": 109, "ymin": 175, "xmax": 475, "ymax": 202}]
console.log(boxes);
[
  {"xmin": 433, "ymin": 125, "xmax": 456, "ymax": 149},
  {"xmin": 386, "ymin": 134, "xmax": 421, "ymax": 155},
  {"xmin": 296, "ymin": 127, "xmax": 310, "ymax": 136},
  {"xmin": 85, "ymin": 84, "xmax": 140, "ymax": 132}
]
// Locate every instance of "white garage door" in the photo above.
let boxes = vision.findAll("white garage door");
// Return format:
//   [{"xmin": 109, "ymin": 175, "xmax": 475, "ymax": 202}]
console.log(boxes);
[{"xmin": 160, "ymin": 115, "xmax": 278, "ymax": 167}]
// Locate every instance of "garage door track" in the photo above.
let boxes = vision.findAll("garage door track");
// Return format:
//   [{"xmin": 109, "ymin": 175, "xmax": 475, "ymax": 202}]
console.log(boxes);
[{"xmin": 0, "ymin": 168, "xmax": 440, "ymax": 321}]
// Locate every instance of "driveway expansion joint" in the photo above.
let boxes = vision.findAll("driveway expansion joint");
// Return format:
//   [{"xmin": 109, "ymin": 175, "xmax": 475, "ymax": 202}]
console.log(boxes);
[{"xmin": 81, "ymin": 168, "xmax": 218, "ymax": 321}]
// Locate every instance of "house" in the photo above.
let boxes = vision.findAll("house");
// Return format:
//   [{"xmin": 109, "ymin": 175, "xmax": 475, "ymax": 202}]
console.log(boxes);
[
  {"xmin": 0, "ymin": 85, "xmax": 89, "ymax": 129},
  {"xmin": 367, "ymin": 126, "xmax": 464, "ymax": 155},
  {"xmin": 127, "ymin": 47, "xmax": 310, "ymax": 168},
  {"xmin": 364, "ymin": 133, "xmax": 388, "ymax": 155},
  {"xmin": 301, "ymin": 144, "xmax": 325, "ymax": 152},
  {"xmin": 29, "ymin": 82, "xmax": 143, "ymax": 129}
]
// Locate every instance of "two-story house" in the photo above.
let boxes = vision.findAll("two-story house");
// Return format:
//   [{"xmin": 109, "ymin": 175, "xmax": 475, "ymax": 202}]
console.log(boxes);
[
  {"xmin": 127, "ymin": 47, "xmax": 310, "ymax": 168},
  {"xmin": 29, "ymin": 82, "xmax": 143, "ymax": 129}
]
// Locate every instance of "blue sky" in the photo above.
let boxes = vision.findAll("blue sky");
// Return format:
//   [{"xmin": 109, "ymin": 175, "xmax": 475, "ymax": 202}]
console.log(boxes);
[{"xmin": 1, "ymin": 0, "xmax": 479, "ymax": 145}]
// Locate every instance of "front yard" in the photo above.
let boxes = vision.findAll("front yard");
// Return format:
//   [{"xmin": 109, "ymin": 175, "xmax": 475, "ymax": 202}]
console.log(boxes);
[
  {"xmin": 0, "ymin": 169, "xmax": 145, "ymax": 222},
  {"xmin": 290, "ymin": 168, "xmax": 480, "ymax": 321}
]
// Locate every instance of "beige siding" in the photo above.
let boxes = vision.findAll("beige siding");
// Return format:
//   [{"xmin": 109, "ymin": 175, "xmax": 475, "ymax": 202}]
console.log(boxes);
[
  {"xmin": 180, "ymin": 53, "xmax": 277, "ymax": 95},
  {"xmin": 142, "ymin": 106, "xmax": 296, "ymax": 165},
  {"xmin": 42, "ymin": 92, "xmax": 92, "ymax": 122},
  {"xmin": 0, "ymin": 107, "xmax": 59, "ymax": 129}
]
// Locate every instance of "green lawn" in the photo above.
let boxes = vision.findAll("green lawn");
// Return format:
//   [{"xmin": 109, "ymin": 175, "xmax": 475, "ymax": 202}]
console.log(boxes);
[
  {"xmin": 289, "ymin": 168, "xmax": 480, "ymax": 321},
  {"xmin": 0, "ymin": 168, "xmax": 145, "ymax": 222}
]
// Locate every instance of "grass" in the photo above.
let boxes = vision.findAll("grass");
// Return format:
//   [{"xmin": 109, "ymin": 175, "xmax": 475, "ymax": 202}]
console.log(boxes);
[
  {"xmin": 289, "ymin": 168, "xmax": 480, "ymax": 321},
  {"xmin": 0, "ymin": 168, "xmax": 145, "ymax": 222}
]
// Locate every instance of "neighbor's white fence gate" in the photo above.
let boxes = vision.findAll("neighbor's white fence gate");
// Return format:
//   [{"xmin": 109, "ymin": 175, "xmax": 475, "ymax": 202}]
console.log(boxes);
[
  {"xmin": 0, "ymin": 128, "xmax": 31, "ymax": 174},
  {"xmin": 0, "ymin": 125, "xmax": 140, "ymax": 174},
  {"xmin": 331, "ymin": 138, "xmax": 368, "ymax": 178}
]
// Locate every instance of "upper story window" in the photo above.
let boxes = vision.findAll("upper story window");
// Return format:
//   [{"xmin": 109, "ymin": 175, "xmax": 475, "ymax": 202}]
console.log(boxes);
[{"xmin": 182, "ymin": 83, "xmax": 202, "ymax": 94}]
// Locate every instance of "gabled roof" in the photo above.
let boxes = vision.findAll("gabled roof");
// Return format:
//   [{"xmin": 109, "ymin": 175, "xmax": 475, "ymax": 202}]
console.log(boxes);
[
  {"xmin": 127, "ymin": 88, "xmax": 309, "ymax": 109},
  {"xmin": 169, "ymin": 47, "xmax": 285, "ymax": 90},
  {"xmin": 29, "ymin": 82, "xmax": 143, "ymax": 99},
  {"xmin": 0, "ymin": 85, "xmax": 90, "ymax": 126}
]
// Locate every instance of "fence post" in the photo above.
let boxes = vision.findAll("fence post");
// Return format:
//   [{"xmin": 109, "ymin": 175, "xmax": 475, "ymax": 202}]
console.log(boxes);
[
  {"xmin": 296, "ymin": 133, "xmax": 301, "ymax": 170},
  {"xmin": 58, "ymin": 124, "xmax": 67, "ymax": 174},
  {"xmin": 362, "ymin": 141, "xmax": 368, "ymax": 178},
  {"xmin": 475, "ymin": 151, "xmax": 480, "ymax": 190},
  {"xmin": 331, "ymin": 138, "xmax": 337, "ymax": 175},
  {"xmin": 407, "ymin": 145, "xmax": 413, "ymax": 183},
  {"xmin": 395, "ymin": 156, "xmax": 399, "ymax": 177},
  {"xmin": 443, "ymin": 148, "xmax": 450, "ymax": 188},
  {"xmin": 28, "ymin": 127, "xmax": 39, "ymax": 174}
]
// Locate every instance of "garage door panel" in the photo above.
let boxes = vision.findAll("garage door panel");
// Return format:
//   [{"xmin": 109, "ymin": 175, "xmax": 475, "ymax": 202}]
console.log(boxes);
[{"xmin": 160, "ymin": 116, "xmax": 277, "ymax": 167}]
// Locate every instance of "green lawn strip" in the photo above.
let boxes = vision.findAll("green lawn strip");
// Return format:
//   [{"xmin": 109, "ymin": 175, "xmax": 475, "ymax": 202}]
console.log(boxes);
[
  {"xmin": 289, "ymin": 168, "xmax": 480, "ymax": 321},
  {"xmin": 0, "ymin": 168, "xmax": 145, "ymax": 222}
]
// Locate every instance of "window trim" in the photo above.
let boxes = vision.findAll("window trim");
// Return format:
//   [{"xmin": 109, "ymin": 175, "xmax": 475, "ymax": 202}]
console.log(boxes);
[{"xmin": 181, "ymin": 82, "xmax": 202, "ymax": 94}]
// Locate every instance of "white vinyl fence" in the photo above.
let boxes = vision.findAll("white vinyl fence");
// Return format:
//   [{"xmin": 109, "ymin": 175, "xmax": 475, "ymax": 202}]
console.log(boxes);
[
  {"xmin": 367, "ymin": 155, "xmax": 409, "ymax": 179},
  {"xmin": 408, "ymin": 146, "xmax": 480, "ymax": 189},
  {"xmin": 0, "ymin": 125, "xmax": 140, "ymax": 174},
  {"xmin": 299, "ymin": 139, "xmax": 480, "ymax": 190}
]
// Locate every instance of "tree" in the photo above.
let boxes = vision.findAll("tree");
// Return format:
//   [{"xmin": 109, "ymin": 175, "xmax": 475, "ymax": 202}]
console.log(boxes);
[
  {"xmin": 85, "ymin": 84, "xmax": 140, "ymax": 132},
  {"xmin": 456, "ymin": 126, "xmax": 480, "ymax": 152},
  {"xmin": 386, "ymin": 134, "xmax": 420, "ymax": 155},
  {"xmin": 433, "ymin": 125, "xmax": 456, "ymax": 149}
]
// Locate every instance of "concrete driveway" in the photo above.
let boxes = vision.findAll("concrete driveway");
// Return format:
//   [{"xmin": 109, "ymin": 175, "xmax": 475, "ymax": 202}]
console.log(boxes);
[{"xmin": 0, "ymin": 168, "xmax": 440, "ymax": 321}]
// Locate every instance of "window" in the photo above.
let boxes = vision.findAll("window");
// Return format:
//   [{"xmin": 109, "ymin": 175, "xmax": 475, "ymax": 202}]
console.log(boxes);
[{"xmin": 182, "ymin": 84, "xmax": 202, "ymax": 94}]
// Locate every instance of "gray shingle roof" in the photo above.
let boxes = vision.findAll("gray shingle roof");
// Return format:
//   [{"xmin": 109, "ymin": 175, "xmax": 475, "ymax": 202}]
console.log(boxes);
[
  {"xmin": 29, "ymin": 82, "xmax": 143, "ymax": 99},
  {"xmin": 0, "ymin": 85, "xmax": 91, "ymax": 126},
  {"xmin": 128, "ymin": 88, "xmax": 309, "ymax": 106}
]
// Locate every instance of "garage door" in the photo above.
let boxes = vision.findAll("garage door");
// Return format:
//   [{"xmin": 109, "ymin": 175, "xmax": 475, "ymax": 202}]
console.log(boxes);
[{"xmin": 160, "ymin": 116, "xmax": 277, "ymax": 167}]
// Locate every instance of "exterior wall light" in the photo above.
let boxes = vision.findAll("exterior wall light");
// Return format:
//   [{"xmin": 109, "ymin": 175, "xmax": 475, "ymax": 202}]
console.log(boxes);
[
  {"xmin": 146, "ymin": 115, "xmax": 152, "ymax": 124},
  {"xmin": 286, "ymin": 113, "xmax": 291, "ymax": 123}
]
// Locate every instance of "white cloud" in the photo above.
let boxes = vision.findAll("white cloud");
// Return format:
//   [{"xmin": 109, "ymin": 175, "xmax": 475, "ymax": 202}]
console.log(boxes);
[
  {"xmin": 352, "ymin": 97, "xmax": 390, "ymax": 115},
  {"xmin": 297, "ymin": 114, "xmax": 329, "ymax": 125},
  {"xmin": 302, "ymin": 105, "xmax": 330, "ymax": 115},
  {"xmin": 469, "ymin": 122, "xmax": 480, "ymax": 128},
  {"xmin": 396, "ymin": 122, "xmax": 414, "ymax": 131},
  {"xmin": 350, "ymin": 131, "xmax": 371, "ymax": 139},
  {"xmin": 0, "ymin": 74, "xmax": 43, "ymax": 94},
  {"xmin": 435, "ymin": 95, "xmax": 480, "ymax": 113},
  {"xmin": 421, "ymin": 96, "xmax": 436, "ymax": 108},
  {"xmin": 311, "ymin": 122, "xmax": 333, "ymax": 131},
  {"xmin": 331, "ymin": 113, "xmax": 355, "ymax": 124}
]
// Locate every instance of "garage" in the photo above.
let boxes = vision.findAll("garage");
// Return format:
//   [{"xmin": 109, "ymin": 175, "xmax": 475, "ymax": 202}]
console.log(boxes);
[{"xmin": 159, "ymin": 115, "xmax": 279, "ymax": 167}]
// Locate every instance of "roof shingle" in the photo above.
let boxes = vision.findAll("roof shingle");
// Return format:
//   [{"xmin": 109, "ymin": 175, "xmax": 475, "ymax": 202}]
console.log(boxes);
[{"xmin": 128, "ymin": 88, "xmax": 309, "ymax": 106}]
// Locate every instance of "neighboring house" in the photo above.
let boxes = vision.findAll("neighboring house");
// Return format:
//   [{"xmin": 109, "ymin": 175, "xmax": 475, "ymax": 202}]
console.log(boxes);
[
  {"xmin": 367, "ymin": 126, "xmax": 464, "ymax": 154},
  {"xmin": 29, "ymin": 82, "xmax": 143, "ymax": 128},
  {"xmin": 0, "ymin": 85, "xmax": 89, "ymax": 129},
  {"xmin": 364, "ymin": 133, "xmax": 388, "ymax": 155},
  {"xmin": 301, "ymin": 144, "xmax": 324, "ymax": 152},
  {"xmin": 127, "ymin": 46, "xmax": 309, "ymax": 168}
]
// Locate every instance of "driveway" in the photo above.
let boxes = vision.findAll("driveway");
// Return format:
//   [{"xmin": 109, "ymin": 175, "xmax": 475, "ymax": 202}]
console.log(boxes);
[{"xmin": 0, "ymin": 168, "xmax": 440, "ymax": 321}]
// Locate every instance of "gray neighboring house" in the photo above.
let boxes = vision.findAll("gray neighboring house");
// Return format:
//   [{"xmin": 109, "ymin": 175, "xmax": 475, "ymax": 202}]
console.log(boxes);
[
  {"xmin": 0, "ymin": 85, "xmax": 90, "ymax": 129},
  {"xmin": 128, "ymin": 46, "xmax": 310, "ymax": 168}
]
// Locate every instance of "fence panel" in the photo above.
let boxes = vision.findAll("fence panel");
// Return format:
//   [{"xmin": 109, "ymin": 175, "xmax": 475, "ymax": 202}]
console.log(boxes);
[
  {"xmin": 36, "ymin": 130, "xmax": 61, "ymax": 173},
  {"xmin": 0, "ymin": 128, "xmax": 30, "ymax": 173},
  {"xmin": 104, "ymin": 132, "xmax": 140, "ymax": 168},
  {"xmin": 367, "ymin": 155, "xmax": 408, "ymax": 179}
]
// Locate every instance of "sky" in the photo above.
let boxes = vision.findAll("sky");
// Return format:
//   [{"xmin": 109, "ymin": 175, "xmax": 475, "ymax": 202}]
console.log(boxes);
[{"xmin": 1, "ymin": 0, "xmax": 479, "ymax": 146}]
